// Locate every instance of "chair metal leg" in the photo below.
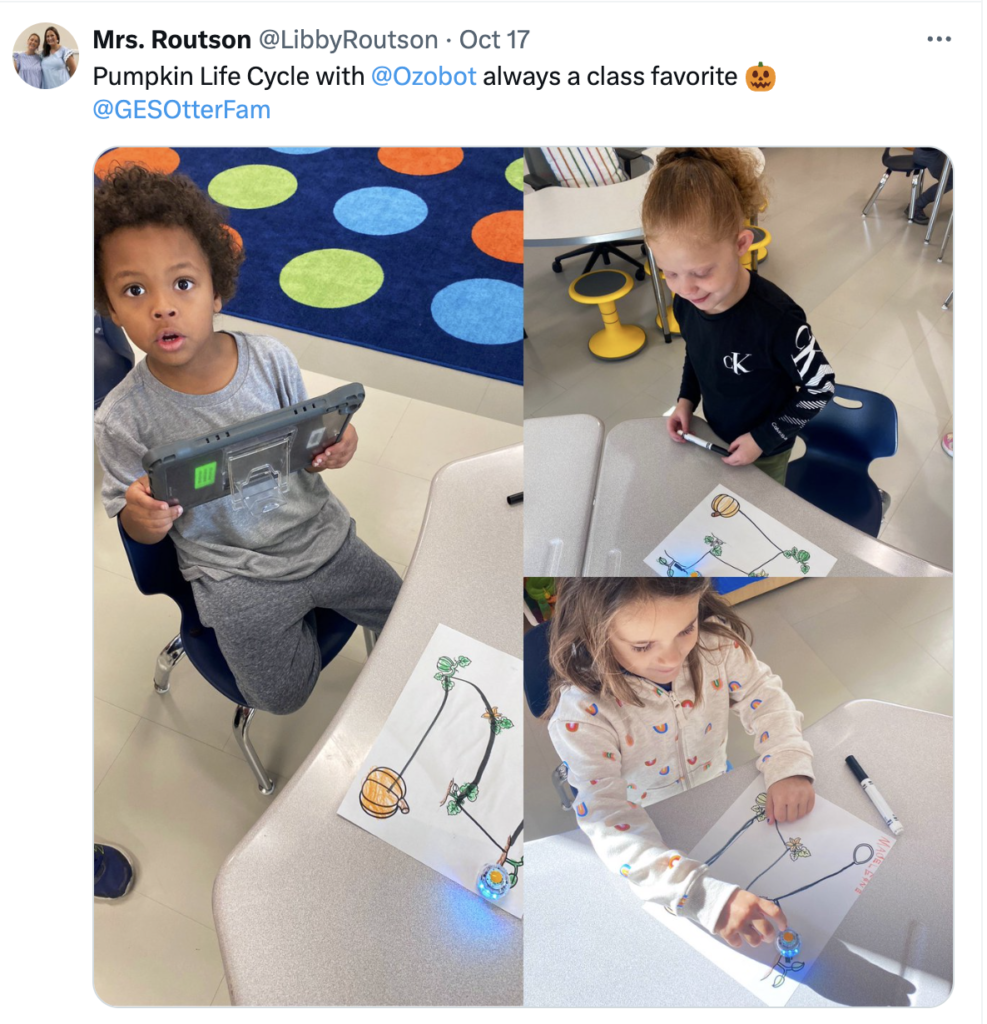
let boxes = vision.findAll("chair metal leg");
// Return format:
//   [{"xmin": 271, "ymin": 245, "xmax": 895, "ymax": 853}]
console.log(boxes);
[
  {"xmin": 937, "ymin": 212, "xmax": 952, "ymax": 262},
  {"xmin": 363, "ymin": 627, "xmax": 379, "ymax": 657},
  {"xmin": 552, "ymin": 763, "xmax": 577, "ymax": 811},
  {"xmin": 907, "ymin": 169, "xmax": 925, "ymax": 221},
  {"xmin": 862, "ymin": 172, "xmax": 889, "ymax": 216},
  {"xmin": 154, "ymin": 634, "xmax": 185, "ymax": 694},
  {"xmin": 924, "ymin": 157, "xmax": 951, "ymax": 245},
  {"xmin": 645, "ymin": 246, "xmax": 672, "ymax": 343},
  {"xmin": 942, "ymin": 290, "xmax": 953, "ymax": 310},
  {"xmin": 234, "ymin": 705, "xmax": 276, "ymax": 796}
]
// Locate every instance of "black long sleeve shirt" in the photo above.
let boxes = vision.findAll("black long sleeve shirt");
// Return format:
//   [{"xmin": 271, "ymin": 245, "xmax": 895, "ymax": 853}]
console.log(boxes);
[{"xmin": 675, "ymin": 274, "xmax": 836, "ymax": 457}]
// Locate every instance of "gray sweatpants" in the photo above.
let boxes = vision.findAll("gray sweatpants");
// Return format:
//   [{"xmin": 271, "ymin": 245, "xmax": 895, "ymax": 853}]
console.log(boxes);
[{"xmin": 191, "ymin": 520, "xmax": 402, "ymax": 715}]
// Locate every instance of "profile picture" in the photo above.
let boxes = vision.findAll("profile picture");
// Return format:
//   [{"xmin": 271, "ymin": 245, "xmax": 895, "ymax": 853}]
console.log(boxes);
[{"xmin": 12, "ymin": 24, "xmax": 78, "ymax": 89}]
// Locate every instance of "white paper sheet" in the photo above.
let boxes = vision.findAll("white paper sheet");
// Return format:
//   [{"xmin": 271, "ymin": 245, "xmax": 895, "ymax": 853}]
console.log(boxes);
[
  {"xmin": 644, "ymin": 484, "xmax": 837, "ymax": 578},
  {"xmin": 645, "ymin": 777, "xmax": 895, "ymax": 1005},
  {"xmin": 338, "ymin": 624, "xmax": 524, "ymax": 918}
]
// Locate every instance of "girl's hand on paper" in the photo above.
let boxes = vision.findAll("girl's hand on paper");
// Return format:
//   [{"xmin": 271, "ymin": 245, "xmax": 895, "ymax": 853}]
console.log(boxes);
[
  {"xmin": 715, "ymin": 889, "xmax": 788, "ymax": 948},
  {"xmin": 765, "ymin": 775, "xmax": 816, "ymax": 825}
]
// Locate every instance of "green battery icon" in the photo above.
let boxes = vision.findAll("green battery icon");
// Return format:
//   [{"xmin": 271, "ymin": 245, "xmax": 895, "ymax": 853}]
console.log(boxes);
[{"xmin": 194, "ymin": 461, "xmax": 217, "ymax": 489}]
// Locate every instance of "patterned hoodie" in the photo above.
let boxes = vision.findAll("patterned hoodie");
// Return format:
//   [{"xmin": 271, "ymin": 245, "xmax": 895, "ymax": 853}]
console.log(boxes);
[{"xmin": 548, "ymin": 626, "xmax": 813, "ymax": 934}]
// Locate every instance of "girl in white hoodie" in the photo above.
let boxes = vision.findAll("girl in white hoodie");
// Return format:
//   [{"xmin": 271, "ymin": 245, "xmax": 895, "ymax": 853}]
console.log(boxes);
[{"xmin": 546, "ymin": 577, "xmax": 815, "ymax": 949}]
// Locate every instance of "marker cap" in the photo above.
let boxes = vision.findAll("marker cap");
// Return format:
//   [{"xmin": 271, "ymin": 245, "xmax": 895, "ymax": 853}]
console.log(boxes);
[{"xmin": 845, "ymin": 755, "xmax": 868, "ymax": 783}]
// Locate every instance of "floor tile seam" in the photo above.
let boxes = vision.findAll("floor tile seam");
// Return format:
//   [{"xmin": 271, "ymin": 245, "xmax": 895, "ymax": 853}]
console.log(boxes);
[
  {"xmin": 97, "ymin": 707, "xmax": 236, "ymax": 760},
  {"xmin": 93, "ymin": 700, "xmax": 142, "ymax": 792},
  {"xmin": 381, "ymin": 397, "xmax": 523, "ymax": 462},
  {"xmin": 772, "ymin": 582, "xmax": 863, "ymax": 627},
  {"xmin": 786, "ymin": 595, "xmax": 907, "ymax": 663},
  {"xmin": 878, "ymin": 384, "xmax": 953, "ymax": 430},
  {"xmin": 210, "ymin": 975, "xmax": 230, "ymax": 1006},
  {"xmin": 125, "ymin": 888, "xmax": 223, "ymax": 938},
  {"xmin": 903, "ymin": 626, "xmax": 953, "ymax": 675}
]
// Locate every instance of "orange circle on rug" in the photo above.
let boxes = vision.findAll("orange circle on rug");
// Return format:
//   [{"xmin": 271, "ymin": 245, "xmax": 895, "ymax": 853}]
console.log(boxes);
[
  {"xmin": 223, "ymin": 225, "xmax": 243, "ymax": 253},
  {"xmin": 378, "ymin": 147, "xmax": 464, "ymax": 176},
  {"xmin": 95, "ymin": 147, "xmax": 180, "ymax": 179},
  {"xmin": 471, "ymin": 210, "xmax": 523, "ymax": 263}
]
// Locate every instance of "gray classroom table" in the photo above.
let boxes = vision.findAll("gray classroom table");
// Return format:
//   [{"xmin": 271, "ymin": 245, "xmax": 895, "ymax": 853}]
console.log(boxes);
[
  {"xmin": 213, "ymin": 445, "xmax": 523, "ymax": 1006},
  {"xmin": 582, "ymin": 418, "xmax": 950, "ymax": 577},
  {"xmin": 525, "ymin": 699, "xmax": 952, "ymax": 1007},
  {"xmin": 524, "ymin": 414, "xmax": 604, "ymax": 574}
]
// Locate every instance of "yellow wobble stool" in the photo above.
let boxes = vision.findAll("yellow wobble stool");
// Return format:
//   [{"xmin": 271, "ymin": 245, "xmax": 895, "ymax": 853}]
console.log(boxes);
[
  {"xmin": 741, "ymin": 223, "xmax": 772, "ymax": 272},
  {"xmin": 568, "ymin": 269, "xmax": 646, "ymax": 360}
]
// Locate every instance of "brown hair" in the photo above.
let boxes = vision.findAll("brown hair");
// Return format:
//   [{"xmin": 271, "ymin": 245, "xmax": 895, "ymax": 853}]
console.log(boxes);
[
  {"xmin": 543, "ymin": 577, "xmax": 753, "ymax": 717},
  {"xmin": 94, "ymin": 164, "xmax": 244, "ymax": 316},
  {"xmin": 42, "ymin": 26, "xmax": 60, "ymax": 57},
  {"xmin": 641, "ymin": 147, "xmax": 768, "ymax": 245}
]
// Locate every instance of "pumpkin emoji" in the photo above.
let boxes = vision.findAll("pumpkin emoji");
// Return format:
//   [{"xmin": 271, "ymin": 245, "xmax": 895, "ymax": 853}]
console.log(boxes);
[{"xmin": 746, "ymin": 62, "xmax": 775, "ymax": 92}]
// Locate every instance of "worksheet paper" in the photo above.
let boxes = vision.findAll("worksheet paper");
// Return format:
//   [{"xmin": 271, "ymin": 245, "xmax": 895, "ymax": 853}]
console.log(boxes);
[
  {"xmin": 644, "ymin": 484, "xmax": 837, "ymax": 578},
  {"xmin": 644, "ymin": 777, "xmax": 895, "ymax": 1005},
  {"xmin": 338, "ymin": 624, "xmax": 524, "ymax": 918}
]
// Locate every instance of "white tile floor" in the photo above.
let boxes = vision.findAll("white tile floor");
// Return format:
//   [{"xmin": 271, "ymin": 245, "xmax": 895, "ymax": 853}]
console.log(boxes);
[
  {"xmin": 94, "ymin": 325, "xmax": 521, "ymax": 1006},
  {"xmin": 523, "ymin": 148, "xmax": 953, "ymax": 569},
  {"xmin": 524, "ymin": 577, "xmax": 953, "ymax": 842}
]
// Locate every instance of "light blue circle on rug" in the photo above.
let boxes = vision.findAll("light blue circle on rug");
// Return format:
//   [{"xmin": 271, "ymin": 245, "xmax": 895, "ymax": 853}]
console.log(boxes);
[
  {"xmin": 333, "ymin": 187, "xmax": 428, "ymax": 236},
  {"xmin": 431, "ymin": 279, "xmax": 523, "ymax": 345},
  {"xmin": 269, "ymin": 147, "xmax": 332, "ymax": 154}
]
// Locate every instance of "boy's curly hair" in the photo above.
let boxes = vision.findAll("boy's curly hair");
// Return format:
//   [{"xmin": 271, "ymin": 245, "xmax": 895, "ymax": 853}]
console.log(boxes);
[{"xmin": 94, "ymin": 164, "xmax": 244, "ymax": 316}]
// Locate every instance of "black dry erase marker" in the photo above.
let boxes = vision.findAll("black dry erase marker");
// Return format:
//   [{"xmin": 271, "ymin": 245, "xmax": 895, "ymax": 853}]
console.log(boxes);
[
  {"xmin": 677, "ymin": 430, "xmax": 731, "ymax": 458},
  {"xmin": 845, "ymin": 755, "xmax": 904, "ymax": 835}
]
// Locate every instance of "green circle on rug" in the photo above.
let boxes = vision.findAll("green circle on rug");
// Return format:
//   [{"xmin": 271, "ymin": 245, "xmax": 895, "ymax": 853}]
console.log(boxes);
[
  {"xmin": 208, "ymin": 165, "xmax": 298, "ymax": 209},
  {"xmin": 505, "ymin": 157, "xmax": 524, "ymax": 191},
  {"xmin": 280, "ymin": 249, "xmax": 384, "ymax": 308}
]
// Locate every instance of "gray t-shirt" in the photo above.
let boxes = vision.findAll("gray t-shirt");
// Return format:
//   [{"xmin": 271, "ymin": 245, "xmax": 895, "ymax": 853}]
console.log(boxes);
[{"xmin": 95, "ymin": 331, "xmax": 351, "ymax": 582}]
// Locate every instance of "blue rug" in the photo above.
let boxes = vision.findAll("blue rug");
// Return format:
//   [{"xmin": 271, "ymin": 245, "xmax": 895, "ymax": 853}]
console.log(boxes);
[{"xmin": 97, "ymin": 147, "xmax": 523, "ymax": 384}]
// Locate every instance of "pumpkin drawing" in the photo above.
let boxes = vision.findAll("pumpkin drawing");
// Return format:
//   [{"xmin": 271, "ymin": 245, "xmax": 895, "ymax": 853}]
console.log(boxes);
[
  {"xmin": 710, "ymin": 493, "xmax": 740, "ymax": 518},
  {"xmin": 360, "ymin": 766, "xmax": 410, "ymax": 818},
  {"xmin": 746, "ymin": 62, "xmax": 775, "ymax": 92}
]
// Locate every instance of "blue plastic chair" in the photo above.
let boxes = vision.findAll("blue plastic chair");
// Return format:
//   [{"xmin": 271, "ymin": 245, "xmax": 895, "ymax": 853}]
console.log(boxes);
[
  {"xmin": 118, "ymin": 520, "xmax": 363, "ymax": 794},
  {"xmin": 523, "ymin": 622, "xmax": 577, "ymax": 810},
  {"xmin": 786, "ymin": 384, "xmax": 898, "ymax": 537},
  {"xmin": 94, "ymin": 313, "xmax": 135, "ymax": 408}
]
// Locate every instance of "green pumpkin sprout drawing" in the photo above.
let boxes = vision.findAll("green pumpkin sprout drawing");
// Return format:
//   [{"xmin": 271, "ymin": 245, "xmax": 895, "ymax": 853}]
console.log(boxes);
[
  {"xmin": 482, "ymin": 706, "xmax": 514, "ymax": 735},
  {"xmin": 783, "ymin": 547, "xmax": 812, "ymax": 574},
  {"xmin": 704, "ymin": 534, "xmax": 724, "ymax": 557},
  {"xmin": 434, "ymin": 654, "xmax": 471, "ymax": 690},
  {"xmin": 445, "ymin": 780, "xmax": 479, "ymax": 815}
]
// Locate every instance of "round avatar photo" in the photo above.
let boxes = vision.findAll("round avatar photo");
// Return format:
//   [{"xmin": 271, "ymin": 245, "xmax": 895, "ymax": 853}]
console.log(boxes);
[{"xmin": 12, "ymin": 24, "xmax": 79, "ymax": 89}]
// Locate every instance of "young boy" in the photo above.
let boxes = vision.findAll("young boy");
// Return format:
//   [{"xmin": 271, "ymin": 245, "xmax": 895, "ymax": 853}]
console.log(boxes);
[
  {"xmin": 95, "ymin": 165, "xmax": 402, "ymax": 715},
  {"xmin": 644, "ymin": 148, "xmax": 836, "ymax": 485}
]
